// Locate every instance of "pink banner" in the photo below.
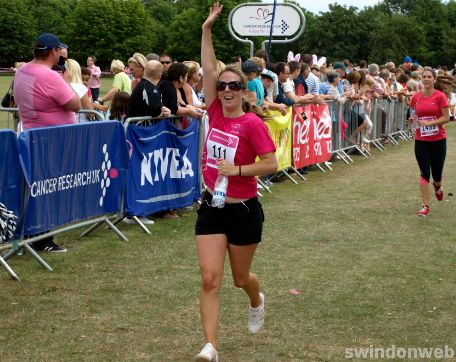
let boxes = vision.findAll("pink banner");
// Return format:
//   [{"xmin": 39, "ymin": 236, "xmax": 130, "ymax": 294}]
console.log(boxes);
[{"xmin": 292, "ymin": 104, "xmax": 332, "ymax": 168}]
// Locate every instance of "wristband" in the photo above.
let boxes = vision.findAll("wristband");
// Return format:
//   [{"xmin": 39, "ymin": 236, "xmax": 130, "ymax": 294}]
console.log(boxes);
[{"xmin": 239, "ymin": 165, "xmax": 241, "ymax": 176}]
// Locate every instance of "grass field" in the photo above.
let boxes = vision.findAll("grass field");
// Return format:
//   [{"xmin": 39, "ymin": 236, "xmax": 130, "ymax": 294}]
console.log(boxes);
[{"xmin": 1, "ymin": 86, "xmax": 456, "ymax": 361}]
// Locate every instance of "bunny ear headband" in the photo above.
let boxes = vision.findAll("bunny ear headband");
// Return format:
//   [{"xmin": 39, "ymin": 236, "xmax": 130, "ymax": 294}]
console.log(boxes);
[
  {"xmin": 313, "ymin": 54, "xmax": 327, "ymax": 68},
  {"xmin": 287, "ymin": 51, "xmax": 301, "ymax": 63}
]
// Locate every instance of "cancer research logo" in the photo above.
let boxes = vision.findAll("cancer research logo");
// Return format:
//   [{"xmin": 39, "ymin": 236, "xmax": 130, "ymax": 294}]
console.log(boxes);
[
  {"xmin": 99, "ymin": 144, "xmax": 119, "ymax": 207},
  {"xmin": 280, "ymin": 20, "xmax": 290, "ymax": 34},
  {"xmin": 248, "ymin": 8, "xmax": 290, "ymax": 34}
]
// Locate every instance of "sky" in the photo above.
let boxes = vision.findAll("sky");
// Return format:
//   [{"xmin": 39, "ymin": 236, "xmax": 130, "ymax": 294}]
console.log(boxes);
[{"xmin": 297, "ymin": 0, "xmax": 381, "ymax": 14}]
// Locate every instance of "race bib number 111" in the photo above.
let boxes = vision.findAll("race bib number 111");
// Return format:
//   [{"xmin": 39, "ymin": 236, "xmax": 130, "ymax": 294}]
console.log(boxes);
[{"xmin": 206, "ymin": 128, "xmax": 239, "ymax": 169}]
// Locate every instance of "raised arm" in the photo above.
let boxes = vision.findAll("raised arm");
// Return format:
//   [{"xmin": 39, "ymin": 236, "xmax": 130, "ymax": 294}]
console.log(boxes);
[{"xmin": 201, "ymin": 2, "xmax": 223, "ymax": 108}]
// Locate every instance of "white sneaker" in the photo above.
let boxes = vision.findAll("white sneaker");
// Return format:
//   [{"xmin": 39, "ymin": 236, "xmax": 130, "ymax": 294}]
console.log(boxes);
[
  {"xmin": 195, "ymin": 343, "xmax": 218, "ymax": 362},
  {"xmin": 248, "ymin": 292, "xmax": 265, "ymax": 334},
  {"xmin": 123, "ymin": 217, "xmax": 155, "ymax": 225}
]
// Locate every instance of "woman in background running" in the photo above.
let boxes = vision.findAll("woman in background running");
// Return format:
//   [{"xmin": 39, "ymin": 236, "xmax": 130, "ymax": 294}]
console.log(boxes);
[{"xmin": 409, "ymin": 67, "xmax": 450, "ymax": 216}]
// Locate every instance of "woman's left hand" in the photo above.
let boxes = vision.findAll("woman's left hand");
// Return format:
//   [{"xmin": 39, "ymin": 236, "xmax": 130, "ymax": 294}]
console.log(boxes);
[{"xmin": 216, "ymin": 159, "xmax": 238, "ymax": 176}]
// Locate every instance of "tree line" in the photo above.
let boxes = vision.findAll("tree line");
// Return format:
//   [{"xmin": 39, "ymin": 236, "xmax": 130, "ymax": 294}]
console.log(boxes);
[{"xmin": 1, "ymin": 0, "xmax": 455, "ymax": 69}]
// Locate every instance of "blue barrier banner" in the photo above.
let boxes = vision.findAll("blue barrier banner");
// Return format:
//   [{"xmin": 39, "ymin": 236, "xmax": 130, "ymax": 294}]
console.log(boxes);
[
  {"xmin": 0, "ymin": 130, "xmax": 24, "ymax": 241},
  {"xmin": 125, "ymin": 119, "xmax": 200, "ymax": 216},
  {"xmin": 19, "ymin": 122, "xmax": 129, "ymax": 235}
]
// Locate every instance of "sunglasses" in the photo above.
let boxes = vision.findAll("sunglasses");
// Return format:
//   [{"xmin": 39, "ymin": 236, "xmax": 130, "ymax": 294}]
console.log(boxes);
[
  {"xmin": 216, "ymin": 81, "xmax": 243, "ymax": 92},
  {"xmin": 161, "ymin": 61, "xmax": 172, "ymax": 65}
]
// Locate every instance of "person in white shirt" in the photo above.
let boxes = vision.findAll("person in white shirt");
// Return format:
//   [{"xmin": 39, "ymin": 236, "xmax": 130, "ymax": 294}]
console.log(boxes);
[{"xmin": 63, "ymin": 59, "xmax": 94, "ymax": 123}]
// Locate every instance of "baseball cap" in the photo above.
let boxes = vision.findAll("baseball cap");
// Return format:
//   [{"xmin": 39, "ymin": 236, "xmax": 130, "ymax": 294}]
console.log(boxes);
[
  {"xmin": 241, "ymin": 60, "xmax": 259, "ymax": 74},
  {"xmin": 333, "ymin": 62, "xmax": 346, "ymax": 71},
  {"xmin": 35, "ymin": 33, "xmax": 68, "ymax": 50},
  {"xmin": 261, "ymin": 72, "xmax": 274, "ymax": 81}
]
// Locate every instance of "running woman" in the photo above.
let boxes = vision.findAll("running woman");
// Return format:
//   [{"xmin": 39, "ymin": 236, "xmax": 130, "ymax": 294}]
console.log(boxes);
[
  {"xmin": 409, "ymin": 67, "xmax": 450, "ymax": 216},
  {"xmin": 194, "ymin": 3, "xmax": 278, "ymax": 361}
]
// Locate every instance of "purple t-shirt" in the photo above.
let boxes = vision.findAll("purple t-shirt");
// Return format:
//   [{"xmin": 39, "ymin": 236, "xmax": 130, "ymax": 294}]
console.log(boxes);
[{"xmin": 14, "ymin": 62, "xmax": 76, "ymax": 130}]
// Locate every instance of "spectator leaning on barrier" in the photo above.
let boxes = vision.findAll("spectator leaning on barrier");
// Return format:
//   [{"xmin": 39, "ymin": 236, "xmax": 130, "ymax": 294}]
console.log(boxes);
[
  {"xmin": 367, "ymin": 63, "xmax": 386, "ymax": 96},
  {"xmin": 182, "ymin": 60, "xmax": 205, "ymax": 109},
  {"xmin": 333, "ymin": 62, "xmax": 351, "ymax": 94},
  {"xmin": 274, "ymin": 62, "xmax": 295, "ymax": 107},
  {"xmin": 158, "ymin": 62, "xmax": 202, "ymax": 119},
  {"xmin": 258, "ymin": 70, "xmax": 288, "ymax": 115},
  {"xmin": 280, "ymin": 62, "xmax": 316, "ymax": 105},
  {"xmin": 242, "ymin": 59, "xmax": 264, "ymax": 107},
  {"xmin": 261, "ymin": 67, "xmax": 279, "ymax": 101},
  {"xmin": 293, "ymin": 63, "xmax": 309, "ymax": 96},
  {"xmin": 63, "ymin": 59, "xmax": 94, "ymax": 123},
  {"xmin": 126, "ymin": 60, "xmax": 170, "ymax": 119},
  {"xmin": 87, "ymin": 55, "xmax": 101, "ymax": 101},
  {"xmin": 98, "ymin": 59, "xmax": 132, "ymax": 104},
  {"xmin": 108, "ymin": 92, "xmax": 130, "ymax": 122},
  {"xmin": 327, "ymin": 71, "xmax": 345, "ymax": 103},
  {"xmin": 128, "ymin": 53, "xmax": 147, "ymax": 91},
  {"xmin": 358, "ymin": 60, "xmax": 368, "ymax": 75},
  {"xmin": 14, "ymin": 33, "xmax": 81, "ymax": 253},
  {"xmin": 14, "ymin": 33, "xmax": 81, "ymax": 130},
  {"xmin": 287, "ymin": 61, "xmax": 301, "ymax": 93},
  {"xmin": 302, "ymin": 53, "xmax": 320, "ymax": 94},
  {"xmin": 378, "ymin": 68, "xmax": 393, "ymax": 97}
]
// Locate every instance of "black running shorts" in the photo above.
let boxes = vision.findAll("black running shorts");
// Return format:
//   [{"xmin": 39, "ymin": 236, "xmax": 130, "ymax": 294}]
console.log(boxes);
[{"xmin": 195, "ymin": 192, "xmax": 264, "ymax": 246}]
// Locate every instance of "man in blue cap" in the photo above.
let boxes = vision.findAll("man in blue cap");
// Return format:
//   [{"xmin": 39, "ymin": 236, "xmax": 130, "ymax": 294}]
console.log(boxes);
[
  {"xmin": 403, "ymin": 55, "xmax": 412, "ymax": 71},
  {"xmin": 14, "ymin": 33, "xmax": 81, "ymax": 252}
]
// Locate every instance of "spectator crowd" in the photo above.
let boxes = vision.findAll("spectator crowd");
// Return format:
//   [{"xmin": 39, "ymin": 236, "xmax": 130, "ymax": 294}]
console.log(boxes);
[{"xmin": 6, "ymin": 32, "xmax": 456, "ymax": 250}]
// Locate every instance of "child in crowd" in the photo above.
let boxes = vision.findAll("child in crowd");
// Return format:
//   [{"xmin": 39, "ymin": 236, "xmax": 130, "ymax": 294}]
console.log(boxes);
[
  {"xmin": 81, "ymin": 67, "xmax": 93, "ymax": 100},
  {"xmin": 108, "ymin": 92, "xmax": 130, "ymax": 122},
  {"xmin": 92, "ymin": 91, "xmax": 130, "ymax": 122}
]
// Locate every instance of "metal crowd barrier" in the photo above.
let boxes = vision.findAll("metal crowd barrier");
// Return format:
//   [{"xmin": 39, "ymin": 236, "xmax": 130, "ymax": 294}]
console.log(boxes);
[
  {"xmin": 328, "ymin": 97, "xmax": 410, "ymax": 163},
  {"xmin": 104, "ymin": 114, "xmax": 207, "ymax": 233},
  {"xmin": 0, "ymin": 121, "xmax": 129, "ymax": 279},
  {"xmin": 0, "ymin": 106, "xmax": 19, "ymax": 130},
  {"xmin": 76, "ymin": 109, "xmax": 106, "ymax": 122},
  {"xmin": 0, "ymin": 107, "xmax": 106, "ymax": 132}
]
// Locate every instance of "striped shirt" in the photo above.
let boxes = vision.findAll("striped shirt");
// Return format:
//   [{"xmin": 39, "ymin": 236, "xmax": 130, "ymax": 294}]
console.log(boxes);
[{"xmin": 305, "ymin": 72, "xmax": 320, "ymax": 94}]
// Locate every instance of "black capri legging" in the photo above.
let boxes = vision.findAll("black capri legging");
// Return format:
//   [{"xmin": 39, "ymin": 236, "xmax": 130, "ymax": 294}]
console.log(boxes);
[{"xmin": 414, "ymin": 139, "xmax": 447, "ymax": 183}]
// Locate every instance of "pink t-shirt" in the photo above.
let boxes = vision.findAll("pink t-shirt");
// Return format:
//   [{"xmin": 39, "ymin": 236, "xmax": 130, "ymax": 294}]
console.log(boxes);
[
  {"xmin": 87, "ymin": 65, "xmax": 101, "ymax": 89},
  {"xmin": 202, "ymin": 98, "xmax": 276, "ymax": 199},
  {"xmin": 410, "ymin": 90, "xmax": 448, "ymax": 141},
  {"xmin": 13, "ymin": 62, "xmax": 76, "ymax": 130}
]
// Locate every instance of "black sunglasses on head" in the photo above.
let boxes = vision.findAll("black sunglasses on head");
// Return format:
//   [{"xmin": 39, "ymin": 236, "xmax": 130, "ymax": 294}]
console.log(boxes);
[{"xmin": 216, "ymin": 81, "xmax": 243, "ymax": 92}]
